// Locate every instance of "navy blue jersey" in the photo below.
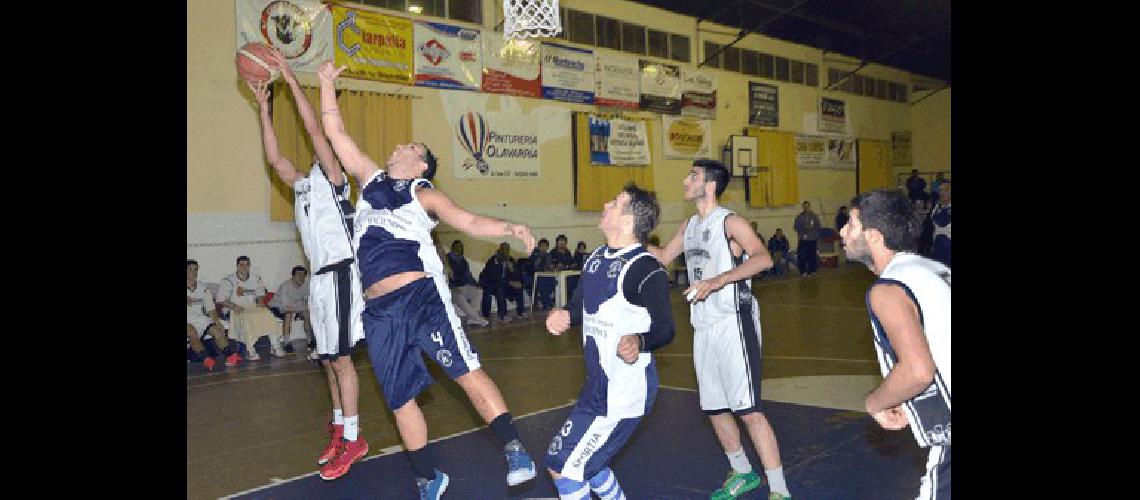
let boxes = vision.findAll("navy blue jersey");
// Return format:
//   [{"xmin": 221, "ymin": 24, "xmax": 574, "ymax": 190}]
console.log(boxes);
[{"xmin": 353, "ymin": 171, "xmax": 442, "ymax": 290}]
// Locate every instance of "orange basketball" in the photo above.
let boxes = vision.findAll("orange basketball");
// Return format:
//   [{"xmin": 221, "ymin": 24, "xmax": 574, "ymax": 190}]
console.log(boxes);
[{"xmin": 235, "ymin": 42, "xmax": 280, "ymax": 84}]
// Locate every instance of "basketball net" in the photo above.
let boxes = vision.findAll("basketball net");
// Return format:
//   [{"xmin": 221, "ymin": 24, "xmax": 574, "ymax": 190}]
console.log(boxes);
[{"xmin": 503, "ymin": 0, "xmax": 561, "ymax": 40}]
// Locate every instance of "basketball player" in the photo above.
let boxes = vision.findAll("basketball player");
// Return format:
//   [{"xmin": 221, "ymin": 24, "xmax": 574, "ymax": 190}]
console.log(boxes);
[
  {"xmin": 545, "ymin": 184, "xmax": 675, "ymax": 500},
  {"xmin": 317, "ymin": 61, "xmax": 537, "ymax": 498},
  {"xmin": 648, "ymin": 160, "xmax": 792, "ymax": 500},
  {"xmin": 839, "ymin": 189, "xmax": 950, "ymax": 499},
  {"xmin": 248, "ymin": 49, "xmax": 367, "ymax": 481}
]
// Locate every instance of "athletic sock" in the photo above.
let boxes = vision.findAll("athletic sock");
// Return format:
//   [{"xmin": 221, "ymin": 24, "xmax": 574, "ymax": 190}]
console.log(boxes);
[
  {"xmin": 408, "ymin": 445, "xmax": 437, "ymax": 481},
  {"xmin": 343, "ymin": 415, "xmax": 359, "ymax": 441},
  {"xmin": 333, "ymin": 408, "xmax": 344, "ymax": 425},
  {"xmin": 726, "ymin": 448, "xmax": 753, "ymax": 474},
  {"xmin": 588, "ymin": 467, "xmax": 626, "ymax": 500},
  {"xmin": 765, "ymin": 467, "xmax": 789, "ymax": 496},
  {"xmin": 490, "ymin": 412, "xmax": 520, "ymax": 446},
  {"xmin": 554, "ymin": 476, "xmax": 590, "ymax": 500}
]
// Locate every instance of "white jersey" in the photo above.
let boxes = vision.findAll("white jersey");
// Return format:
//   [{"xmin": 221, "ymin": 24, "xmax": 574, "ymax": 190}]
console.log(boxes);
[
  {"xmin": 353, "ymin": 170, "xmax": 444, "ymax": 292},
  {"xmin": 579, "ymin": 245, "xmax": 658, "ymax": 418},
  {"xmin": 218, "ymin": 273, "xmax": 266, "ymax": 308},
  {"xmin": 684, "ymin": 207, "xmax": 751, "ymax": 328},
  {"xmin": 294, "ymin": 162, "xmax": 356, "ymax": 272},
  {"xmin": 871, "ymin": 252, "xmax": 951, "ymax": 448}
]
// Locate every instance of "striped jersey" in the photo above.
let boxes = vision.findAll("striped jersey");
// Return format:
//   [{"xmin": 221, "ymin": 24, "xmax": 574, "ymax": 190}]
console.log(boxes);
[
  {"xmin": 868, "ymin": 252, "xmax": 951, "ymax": 447},
  {"xmin": 294, "ymin": 162, "xmax": 356, "ymax": 273},
  {"xmin": 353, "ymin": 170, "xmax": 443, "ymax": 290},
  {"xmin": 577, "ymin": 244, "xmax": 662, "ymax": 418},
  {"xmin": 684, "ymin": 207, "xmax": 753, "ymax": 328}
]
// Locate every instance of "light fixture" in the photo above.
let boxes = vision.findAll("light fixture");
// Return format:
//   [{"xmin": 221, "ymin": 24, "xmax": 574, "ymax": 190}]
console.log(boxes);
[{"xmin": 408, "ymin": 3, "xmax": 423, "ymax": 14}]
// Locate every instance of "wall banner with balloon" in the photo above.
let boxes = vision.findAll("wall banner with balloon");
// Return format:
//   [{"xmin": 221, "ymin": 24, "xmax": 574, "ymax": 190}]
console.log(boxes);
[{"xmin": 453, "ymin": 109, "xmax": 540, "ymax": 179}]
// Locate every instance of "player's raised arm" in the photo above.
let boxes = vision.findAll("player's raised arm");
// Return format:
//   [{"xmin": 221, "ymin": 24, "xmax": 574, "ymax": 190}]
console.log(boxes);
[
  {"xmin": 649, "ymin": 219, "xmax": 687, "ymax": 265},
  {"xmin": 417, "ymin": 188, "xmax": 536, "ymax": 253},
  {"xmin": 317, "ymin": 61, "xmax": 380, "ymax": 185},
  {"xmin": 269, "ymin": 50, "xmax": 344, "ymax": 185},
  {"xmin": 249, "ymin": 80, "xmax": 301, "ymax": 187}
]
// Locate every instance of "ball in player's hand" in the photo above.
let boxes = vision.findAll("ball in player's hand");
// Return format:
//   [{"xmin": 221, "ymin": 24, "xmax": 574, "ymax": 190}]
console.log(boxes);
[{"xmin": 236, "ymin": 42, "xmax": 281, "ymax": 84}]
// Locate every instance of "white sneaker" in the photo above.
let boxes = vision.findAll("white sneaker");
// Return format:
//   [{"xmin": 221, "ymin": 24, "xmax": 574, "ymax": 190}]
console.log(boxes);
[
  {"xmin": 246, "ymin": 351, "xmax": 261, "ymax": 361},
  {"xmin": 468, "ymin": 317, "xmax": 490, "ymax": 327}
]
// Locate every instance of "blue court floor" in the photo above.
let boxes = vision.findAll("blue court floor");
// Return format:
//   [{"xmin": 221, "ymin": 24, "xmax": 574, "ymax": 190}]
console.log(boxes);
[{"xmin": 226, "ymin": 387, "xmax": 926, "ymax": 499}]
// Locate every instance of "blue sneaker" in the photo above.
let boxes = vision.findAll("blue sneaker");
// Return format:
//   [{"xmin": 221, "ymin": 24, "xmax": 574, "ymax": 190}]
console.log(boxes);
[
  {"xmin": 417, "ymin": 470, "xmax": 449, "ymax": 500},
  {"xmin": 504, "ymin": 440, "xmax": 536, "ymax": 486}
]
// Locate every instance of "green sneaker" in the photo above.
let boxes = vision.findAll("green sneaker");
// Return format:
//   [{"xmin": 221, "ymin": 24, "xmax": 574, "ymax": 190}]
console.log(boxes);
[
  {"xmin": 768, "ymin": 493, "xmax": 792, "ymax": 500},
  {"xmin": 711, "ymin": 471, "xmax": 763, "ymax": 499}
]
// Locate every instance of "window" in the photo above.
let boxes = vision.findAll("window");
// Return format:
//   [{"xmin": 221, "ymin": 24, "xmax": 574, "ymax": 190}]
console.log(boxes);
[
  {"xmin": 595, "ymin": 15, "xmax": 620, "ymax": 50},
  {"xmin": 703, "ymin": 41, "xmax": 722, "ymax": 68},
  {"xmin": 774, "ymin": 56, "xmax": 789, "ymax": 81},
  {"xmin": 757, "ymin": 52, "xmax": 774, "ymax": 79},
  {"xmin": 622, "ymin": 23, "xmax": 646, "ymax": 54},
  {"xmin": 363, "ymin": 0, "xmax": 405, "ymax": 10},
  {"xmin": 566, "ymin": 9, "xmax": 595, "ymax": 45},
  {"xmin": 851, "ymin": 75, "xmax": 864, "ymax": 95},
  {"xmin": 741, "ymin": 49, "xmax": 759, "ymax": 76},
  {"xmin": 723, "ymin": 45, "xmax": 741, "ymax": 72},
  {"xmin": 644, "ymin": 29, "xmax": 667, "ymax": 59},
  {"xmin": 415, "ymin": 0, "xmax": 445, "ymax": 17},
  {"xmin": 805, "ymin": 63, "xmax": 818, "ymax": 87},
  {"xmin": 875, "ymin": 79, "xmax": 888, "ymax": 99},
  {"xmin": 828, "ymin": 68, "xmax": 842, "ymax": 88},
  {"xmin": 447, "ymin": 0, "xmax": 480, "ymax": 23},
  {"xmin": 895, "ymin": 83, "xmax": 907, "ymax": 102},
  {"xmin": 840, "ymin": 73, "xmax": 854, "ymax": 93},
  {"xmin": 863, "ymin": 77, "xmax": 877, "ymax": 97},
  {"xmin": 790, "ymin": 60, "xmax": 804, "ymax": 84},
  {"xmin": 552, "ymin": 7, "xmax": 567, "ymax": 39},
  {"xmin": 670, "ymin": 34, "xmax": 690, "ymax": 62}
]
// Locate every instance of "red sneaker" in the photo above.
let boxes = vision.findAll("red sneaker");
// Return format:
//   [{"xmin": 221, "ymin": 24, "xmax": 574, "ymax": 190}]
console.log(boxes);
[
  {"xmin": 224, "ymin": 353, "xmax": 242, "ymax": 367},
  {"xmin": 317, "ymin": 423, "xmax": 344, "ymax": 465},
  {"xmin": 319, "ymin": 437, "xmax": 369, "ymax": 481},
  {"xmin": 203, "ymin": 357, "xmax": 217, "ymax": 371}
]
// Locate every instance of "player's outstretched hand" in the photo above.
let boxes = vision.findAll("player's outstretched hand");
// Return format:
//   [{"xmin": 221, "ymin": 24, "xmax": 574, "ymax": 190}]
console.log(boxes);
[
  {"xmin": 508, "ymin": 223, "xmax": 536, "ymax": 253},
  {"xmin": 616, "ymin": 335, "xmax": 640, "ymax": 364},
  {"xmin": 546, "ymin": 308, "xmax": 570, "ymax": 335},
  {"xmin": 247, "ymin": 80, "xmax": 270, "ymax": 108},
  {"xmin": 684, "ymin": 275, "xmax": 726, "ymax": 303},
  {"xmin": 267, "ymin": 48, "xmax": 296, "ymax": 82},
  {"xmin": 870, "ymin": 405, "xmax": 909, "ymax": 430},
  {"xmin": 317, "ymin": 61, "xmax": 347, "ymax": 83}
]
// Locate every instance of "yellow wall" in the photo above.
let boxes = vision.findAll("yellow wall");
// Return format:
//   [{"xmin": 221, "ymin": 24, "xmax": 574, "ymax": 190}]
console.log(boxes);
[{"xmin": 188, "ymin": 0, "xmax": 949, "ymax": 279}]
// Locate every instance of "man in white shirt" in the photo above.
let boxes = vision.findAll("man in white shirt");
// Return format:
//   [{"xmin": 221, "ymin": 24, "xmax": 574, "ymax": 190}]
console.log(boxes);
[
  {"xmin": 216, "ymin": 255, "xmax": 285, "ymax": 361},
  {"xmin": 187, "ymin": 260, "xmax": 239, "ymax": 370},
  {"xmin": 270, "ymin": 266, "xmax": 314, "ymax": 350}
]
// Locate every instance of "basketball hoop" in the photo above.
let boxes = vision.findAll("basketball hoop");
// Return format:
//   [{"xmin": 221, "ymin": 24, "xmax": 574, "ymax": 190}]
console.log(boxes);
[{"xmin": 503, "ymin": 0, "xmax": 562, "ymax": 40}]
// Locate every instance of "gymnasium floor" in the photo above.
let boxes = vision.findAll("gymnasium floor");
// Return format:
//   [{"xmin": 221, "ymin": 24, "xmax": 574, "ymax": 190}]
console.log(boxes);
[{"xmin": 187, "ymin": 263, "xmax": 930, "ymax": 499}]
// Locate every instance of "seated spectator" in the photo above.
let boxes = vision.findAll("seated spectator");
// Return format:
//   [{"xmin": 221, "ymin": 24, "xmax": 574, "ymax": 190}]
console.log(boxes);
[
  {"xmin": 187, "ymin": 260, "xmax": 239, "ymax": 370},
  {"xmin": 479, "ymin": 242, "xmax": 527, "ymax": 323},
  {"xmin": 929, "ymin": 172, "xmax": 946, "ymax": 208},
  {"xmin": 216, "ymin": 255, "xmax": 284, "ymax": 361},
  {"xmin": 906, "ymin": 169, "xmax": 928, "ymax": 209},
  {"xmin": 550, "ymin": 234, "xmax": 574, "ymax": 270},
  {"xmin": 768, "ymin": 229, "xmax": 791, "ymax": 276},
  {"xmin": 920, "ymin": 180, "xmax": 952, "ymax": 268},
  {"xmin": 529, "ymin": 238, "xmax": 555, "ymax": 310},
  {"xmin": 572, "ymin": 241, "xmax": 589, "ymax": 270},
  {"xmin": 269, "ymin": 265, "xmax": 314, "ymax": 351},
  {"xmin": 445, "ymin": 240, "xmax": 489, "ymax": 327}
]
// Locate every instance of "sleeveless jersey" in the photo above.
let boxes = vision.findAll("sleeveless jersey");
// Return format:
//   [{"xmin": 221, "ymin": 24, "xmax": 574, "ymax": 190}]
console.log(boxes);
[
  {"xmin": 578, "ymin": 244, "xmax": 659, "ymax": 418},
  {"xmin": 294, "ymin": 162, "xmax": 356, "ymax": 273},
  {"xmin": 869, "ymin": 252, "xmax": 952, "ymax": 448},
  {"xmin": 353, "ymin": 170, "xmax": 443, "ymax": 290},
  {"xmin": 684, "ymin": 207, "xmax": 752, "ymax": 328},
  {"xmin": 931, "ymin": 203, "xmax": 951, "ymax": 242}
]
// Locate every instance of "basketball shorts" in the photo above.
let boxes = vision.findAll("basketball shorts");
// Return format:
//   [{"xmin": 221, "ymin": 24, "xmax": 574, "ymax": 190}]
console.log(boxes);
[
  {"xmin": 546, "ymin": 406, "xmax": 642, "ymax": 482},
  {"xmin": 310, "ymin": 260, "xmax": 365, "ymax": 359},
  {"xmin": 693, "ymin": 295, "xmax": 764, "ymax": 415},
  {"xmin": 917, "ymin": 445, "xmax": 950, "ymax": 500},
  {"xmin": 363, "ymin": 277, "xmax": 480, "ymax": 410}
]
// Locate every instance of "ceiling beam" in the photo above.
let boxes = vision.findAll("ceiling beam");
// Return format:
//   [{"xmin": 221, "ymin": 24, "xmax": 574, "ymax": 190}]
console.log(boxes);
[{"xmin": 698, "ymin": 0, "xmax": 814, "ymax": 67}]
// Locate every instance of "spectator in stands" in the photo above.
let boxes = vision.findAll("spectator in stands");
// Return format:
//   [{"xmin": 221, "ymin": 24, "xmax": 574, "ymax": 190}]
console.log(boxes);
[
  {"xmin": 920, "ymin": 181, "xmax": 952, "ymax": 268},
  {"xmin": 217, "ymin": 255, "xmax": 285, "ymax": 360},
  {"xmin": 269, "ymin": 265, "xmax": 313, "ymax": 352},
  {"xmin": 187, "ymin": 260, "xmax": 239, "ymax": 370},
  {"xmin": 445, "ymin": 240, "xmax": 490, "ymax": 327},
  {"xmin": 768, "ymin": 229, "xmax": 790, "ymax": 276},
  {"xmin": 572, "ymin": 241, "xmax": 589, "ymax": 270},
  {"xmin": 929, "ymin": 172, "xmax": 946, "ymax": 208},
  {"xmin": 529, "ymin": 238, "xmax": 555, "ymax": 310},
  {"xmin": 794, "ymin": 201, "xmax": 822, "ymax": 277},
  {"xmin": 835, "ymin": 206, "xmax": 850, "ymax": 232},
  {"xmin": 480, "ymin": 242, "xmax": 527, "ymax": 323},
  {"xmin": 906, "ymin": 169, "xmax": 928, "ymax": 209},
  {"xmin": 550, "ymin": 234, "xmax": 574, "ymax": 271}
]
